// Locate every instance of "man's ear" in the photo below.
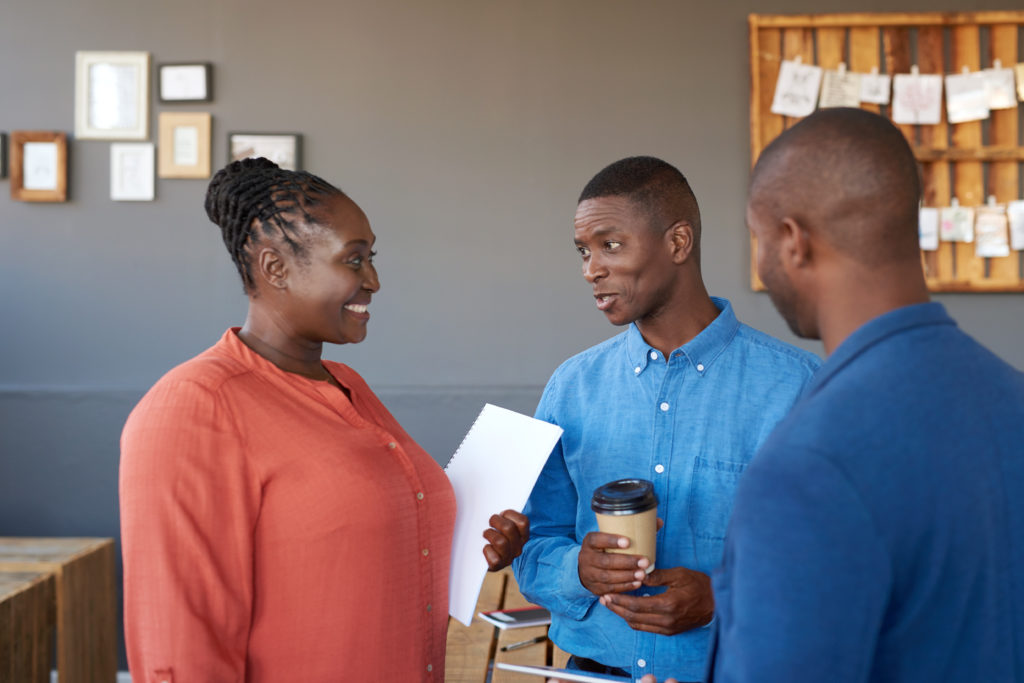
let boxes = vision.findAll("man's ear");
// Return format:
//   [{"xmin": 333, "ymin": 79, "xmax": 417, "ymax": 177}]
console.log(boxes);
[
  {"xmin": 255, "ymin": 246, "xmax": 288, "ymax": 290},
  {"xmin": 779, "ymin": 217, "xmax": 812, "ymax": 271},
  {"xmin": 667, "ymin": 221, "xmax": 695, "ymax": 264}
]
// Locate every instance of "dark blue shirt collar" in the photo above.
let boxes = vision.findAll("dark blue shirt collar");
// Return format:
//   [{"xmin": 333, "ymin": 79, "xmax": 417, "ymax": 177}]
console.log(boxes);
[
  {"xmin": 626, "ymin": 297, "xmax": 741, "ymax": 375},
  {"xmin": 807, "ymin": 301, "xmax": 955, "ymax": 396}
]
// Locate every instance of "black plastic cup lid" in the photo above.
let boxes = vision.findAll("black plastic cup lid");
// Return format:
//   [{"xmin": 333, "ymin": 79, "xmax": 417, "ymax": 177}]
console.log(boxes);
[{"xmin": 591, "ymin": 478, "xmax": 658, "ymax": 515}]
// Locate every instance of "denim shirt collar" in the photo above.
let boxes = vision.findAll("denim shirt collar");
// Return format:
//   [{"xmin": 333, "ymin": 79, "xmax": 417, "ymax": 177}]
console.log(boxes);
[
  {"xmin": 805, "ymin": 301, "xmax": 954, "ymax": 397},
  {"xmin": 625, "ymin": 296, "xmax": 740, "ymax": 376}
]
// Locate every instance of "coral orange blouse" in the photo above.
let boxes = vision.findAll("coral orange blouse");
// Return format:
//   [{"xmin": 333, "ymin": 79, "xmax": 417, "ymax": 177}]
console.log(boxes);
[{"xmin": 120, "ymin": 329, "xmax": 455, "ymax": 682}]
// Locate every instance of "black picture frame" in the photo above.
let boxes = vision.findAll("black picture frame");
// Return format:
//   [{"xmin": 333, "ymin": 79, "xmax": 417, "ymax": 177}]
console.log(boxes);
[
  {"xmin": 227, "ymin": 132, "xmax": 303, "ymax": 171},
  {"xmin": 0, "ymin": 133, "xmax": 7, "ymax": 179},
  {"xmin": 157, "ymin": 62, "xmax": 213, "ymax": 103}
]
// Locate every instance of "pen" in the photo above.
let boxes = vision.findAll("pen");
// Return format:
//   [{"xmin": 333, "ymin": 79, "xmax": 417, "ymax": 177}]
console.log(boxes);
[{"xmin": 500, "ymin": 635, "xmax": 547, "ymax": 652}]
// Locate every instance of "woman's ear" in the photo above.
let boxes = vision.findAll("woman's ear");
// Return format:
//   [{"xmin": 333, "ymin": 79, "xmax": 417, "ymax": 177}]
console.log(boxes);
[{"xmin": 255, "ymin": 246, "xmax": 289, "ymax": 290}]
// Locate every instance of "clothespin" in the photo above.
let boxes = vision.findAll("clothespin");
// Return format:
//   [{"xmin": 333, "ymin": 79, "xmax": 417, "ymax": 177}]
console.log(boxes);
[
  {"xmin": 911, "ymin": 65, "xmax": 920, "ymax": 77},
  {"xmin": 987, "ymin": 195, "xmax": 998, "ymax": 208},
  {"xmin": 837, "ymin": 62, "xmax": 847, "ymax": 76},
  {"xmin": 951, "ymin": 197, "xmax": 960, "ymax": 209},
  {"xmin": 993, "ymin": 59, "xmax": 1002, "ymax": 70},
  {"xmin": 870, "ymin": 66, "xmax": 879, "ymax": 75},
  {"xmin": 961, "ymin": 65, "xmax": 970, "ymax": 75},
  {"xmin": 794, "ymin": 55, "xmax": 802, "ymax": 65}
]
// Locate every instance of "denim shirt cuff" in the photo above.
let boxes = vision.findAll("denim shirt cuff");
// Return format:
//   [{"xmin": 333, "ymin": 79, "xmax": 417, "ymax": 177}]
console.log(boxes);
[{"xmin": 558, "ymin": 544, "xmax": 598, "ymax": 619}]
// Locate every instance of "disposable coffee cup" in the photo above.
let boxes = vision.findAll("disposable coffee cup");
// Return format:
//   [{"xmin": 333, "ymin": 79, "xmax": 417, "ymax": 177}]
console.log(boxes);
[{"xmin": 591, "ymin": 478, "xmax": 658, "ymax": 573}]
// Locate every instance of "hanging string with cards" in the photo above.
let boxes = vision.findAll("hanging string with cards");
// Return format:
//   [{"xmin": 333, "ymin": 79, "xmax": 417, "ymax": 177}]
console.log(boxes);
[{"xmin": 770, "ymin": 55, "xmax": 1024, "ymax": 259}]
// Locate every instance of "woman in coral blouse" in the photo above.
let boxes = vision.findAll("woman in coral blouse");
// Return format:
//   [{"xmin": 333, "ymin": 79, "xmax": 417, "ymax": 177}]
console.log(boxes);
[{"xmin": 120, "ymin": 158, "xmax": 529, "ymax": 683}]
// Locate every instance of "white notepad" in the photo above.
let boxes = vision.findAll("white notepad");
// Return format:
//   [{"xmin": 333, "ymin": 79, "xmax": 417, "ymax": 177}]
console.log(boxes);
[{"xmin": 445, "ymin": 403, "xmax": 563, "ymax": 626}]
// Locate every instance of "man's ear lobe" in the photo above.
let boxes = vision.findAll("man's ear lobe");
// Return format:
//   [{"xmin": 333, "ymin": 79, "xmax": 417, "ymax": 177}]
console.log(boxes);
[
  {"xmin": 256, "ymin": 247, "xmax": 288, "ymax": 289},
  {"xmin": 668, "ymin": 221, "xmax": 695, "ymax": 264},
  {"xmin": 780, "ymin": 217, "xmax": 812, "ymax": 269}
]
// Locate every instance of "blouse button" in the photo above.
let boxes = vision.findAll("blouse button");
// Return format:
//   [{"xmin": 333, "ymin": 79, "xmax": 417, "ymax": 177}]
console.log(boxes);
[
  {"xmin": 426, "ymin": 603, "xmax": 432, "ymax": 612},
  {"xmin": 426, "ymin": 664, "xmax": 433, "ymax": 672},
  {"xmin": 417, "ymin": 492, "xmax": 425, "ymax": 500},
  {"xmin": 387, "ymin": 442, "xmax": 397, "ymax": 449},
  {"xmin": 422, "ymin": 548, "xmax": 430, "ymax": 556}
]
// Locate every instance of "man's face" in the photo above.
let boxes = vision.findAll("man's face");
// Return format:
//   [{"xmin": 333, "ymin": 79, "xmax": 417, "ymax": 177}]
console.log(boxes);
[
  {"xmin": 747, "ymin": 201, "xmax": 813, "ymax": 339},
  {"xmin": 573, "ymin": 195, "xmax": 678, "ymax": 327}
]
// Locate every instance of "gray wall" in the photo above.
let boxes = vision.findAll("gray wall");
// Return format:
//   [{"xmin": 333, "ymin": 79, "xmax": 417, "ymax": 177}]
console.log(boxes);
[{"xmin": 2, "ymin": 0, "xmax": 1023, "ymax": 669}]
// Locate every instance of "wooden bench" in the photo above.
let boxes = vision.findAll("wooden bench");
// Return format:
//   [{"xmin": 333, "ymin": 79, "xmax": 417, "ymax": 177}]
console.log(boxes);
[
  {"xmin": 446, "ymin": 568, "xmax": 571, "ymax": 682},
  {"xmin": 0, "ymin": 571, "xmax": 55, "ymax": 683},
  {"xmin": 0, "ymin": 538, "xmax": 116, "ymax": 683}
]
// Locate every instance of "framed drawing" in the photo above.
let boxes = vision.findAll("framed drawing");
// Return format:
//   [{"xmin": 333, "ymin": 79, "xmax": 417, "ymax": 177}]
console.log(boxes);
[
  {"xmin": 10, "ymin": 131, "xmax": 68, "ymax": 202},
  {"xmin": 228, "ymin": 132, "xmax": 302, "ymax": 171},
  {"xmin": 75, "ymin": 51, "xmax": 150, "ymax": 140},
  {"xmin": 0, "ymin": 132, "xmax": 7, "ymax": 179},
  {"xmin": 110, "ymin": 143, "xmax": 155, "ymax": 201},
  {"xmin": 158, "ymin": 62, "xmax": 213, "ymax": 103},
  {"xmin": 158, "ymin": 112, "xmax": 211, "ymax": 179}
]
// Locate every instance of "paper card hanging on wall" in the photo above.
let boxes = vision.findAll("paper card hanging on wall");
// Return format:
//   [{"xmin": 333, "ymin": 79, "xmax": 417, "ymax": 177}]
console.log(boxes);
[
  {"xmin": 859, "ymin": 71, "xmax": 891, "ymax": 105},
  {"xmin": 945, "ymin": 71, "xmax": 990, "ymax": 123},
  {"xmin": 819, "ymin": 66, "xmax": 861, "ymax": 108},
  {"xmin": 982, "ymin": 66, "xmax": 1017, "ymax": 110},
  {"xmin": 919, "ymin": 207, "xmax": 940, "ymax": 251},
  {"xmin": 939, "ymin": 204, "xmax": 975, "ymax": 243},
  {"xmin": 770, "ymin": 59, "xmax": 823, "ymax": 118},
  {"xmin": 1008, "ymin": 201, "xmax": 1024, "ymax": 251},
  {"xmin": 975, "ymin": 207, "xmax": 1010, "ymax": 258},
  {"xmin": 892, "ymin": 73, "xmax": 942, "ymax": 125}
]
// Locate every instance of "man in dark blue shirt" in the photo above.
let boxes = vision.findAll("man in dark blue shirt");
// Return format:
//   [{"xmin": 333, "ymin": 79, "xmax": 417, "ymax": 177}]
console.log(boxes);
[{"xmin": 642, "ymin": 109, "xmax": 1024, "ymax": 682}]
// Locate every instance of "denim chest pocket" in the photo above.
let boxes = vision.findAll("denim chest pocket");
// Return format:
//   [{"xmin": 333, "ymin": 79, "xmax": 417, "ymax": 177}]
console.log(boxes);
[{"xmin": 688, "ymin": 456, "xmax": 748, "ymax": 569}]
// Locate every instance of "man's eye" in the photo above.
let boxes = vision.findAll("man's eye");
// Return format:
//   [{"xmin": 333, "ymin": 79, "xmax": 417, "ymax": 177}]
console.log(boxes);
[
  {"xmin": 606, "ymin": 241, "xmax": 622, "ymax": 250},
  {"xmin": 577, "ymin": 246, "xmax": 590, "ymax": 258}
]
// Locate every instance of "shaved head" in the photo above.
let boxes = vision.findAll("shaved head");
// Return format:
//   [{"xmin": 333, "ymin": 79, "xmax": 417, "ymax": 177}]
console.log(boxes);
[{"xmin": 749, "ymin": 108, "xmax": 922, "ymax": 266}]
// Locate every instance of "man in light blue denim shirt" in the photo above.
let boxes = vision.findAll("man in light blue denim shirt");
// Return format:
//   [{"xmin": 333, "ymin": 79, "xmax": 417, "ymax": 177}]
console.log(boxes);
[{"xmin": 513, "ymin": 156, "xmax": 820, "ymax": 682}]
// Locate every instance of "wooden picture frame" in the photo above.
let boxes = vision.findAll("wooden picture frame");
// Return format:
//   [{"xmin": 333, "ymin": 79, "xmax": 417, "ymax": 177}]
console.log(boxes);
[
  {"xmin": 110, "ymin": 143, "xmax": 155, "ymax": 201},
  {"xmin": 228, "ymin": 132, "xmax": 303, "ymax": 171},
  {"xmin": 75, "ymin": 51, "xmax": 150, "ymax": 140},
  {"xmin": 158, "ymin": 62, "xmax": 213, "ymax": 103},
  {"xmin": 10, "ymin": 131, "xmax": 68, "ymax": 202},
  {"xmin": 158, "ymin": 112, "xmax": 211, "ymax": 179}
]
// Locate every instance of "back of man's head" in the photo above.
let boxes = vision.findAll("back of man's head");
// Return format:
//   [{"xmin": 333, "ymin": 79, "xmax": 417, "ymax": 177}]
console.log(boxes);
[
  {"xmin": 580, "ymin": 156, "xmax": 702, "ymax": 242},
  {"xmin": 749, "ymin": 108, "xmax": 922, "ymax": 267}
]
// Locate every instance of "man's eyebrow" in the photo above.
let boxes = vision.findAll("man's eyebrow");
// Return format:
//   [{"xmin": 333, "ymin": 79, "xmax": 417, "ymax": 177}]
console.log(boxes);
[{"xmin": 575, "ymin": 226, "xmax": 619, "ymax": 243}]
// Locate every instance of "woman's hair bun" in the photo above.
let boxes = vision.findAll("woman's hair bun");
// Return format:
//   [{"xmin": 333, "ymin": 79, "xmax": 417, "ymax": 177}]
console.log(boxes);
[{"xmin": 204, "ymin": 157, "xmax": 281, "ymax": 227}]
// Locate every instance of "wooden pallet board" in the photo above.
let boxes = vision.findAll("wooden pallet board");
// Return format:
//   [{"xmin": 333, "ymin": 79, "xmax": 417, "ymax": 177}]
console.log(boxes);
[{"xmin": 749, "ymin": 12, "xmax": 1024, "ymax": 292}]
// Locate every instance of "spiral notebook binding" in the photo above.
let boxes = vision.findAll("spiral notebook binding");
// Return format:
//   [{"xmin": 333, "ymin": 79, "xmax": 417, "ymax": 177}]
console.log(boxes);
[{"xmin": 443, "ymin": 403, "xmax": 492, "ymax": 471}]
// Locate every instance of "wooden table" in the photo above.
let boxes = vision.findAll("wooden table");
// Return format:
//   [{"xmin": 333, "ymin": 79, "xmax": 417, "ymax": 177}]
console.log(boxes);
[
  {"xmin": 0, "ymin": 538, "xmax": 116, "ymax": 683},
  {"xmin": 446, "ymin": 568, "xmax": 571, "ymax": 682},
  {"xmin": 0, "ymin": 571, "xmax": 55, "ymax": 683}
]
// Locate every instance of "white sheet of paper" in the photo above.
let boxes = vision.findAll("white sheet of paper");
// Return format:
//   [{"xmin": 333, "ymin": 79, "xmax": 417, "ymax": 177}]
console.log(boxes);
[
  {"xmin": 919, "ymin": 207, "xmax": 940, "ymax": 251},
  {"xmin": 983, "ymin": 67, "xmax": 1017, "ymax": 110},
  {"xmin": 22, "ymin": 142, "xmax": 58, "ymax": 190},
  {"xmin": 940, "ymin": 205, "xmax": 975, "ymax": 243},
  {"xmin": 945, "ymin": 71, "xmax": 990, "ymax": 123},
  {"xmin": 1006, "ymin": 201, "xmax": 1024, "ymax": 251},
  {"xmin": 975, "ymin": 208, "xmax": 1010, "ymax": 258},
  {"xmin": 892, "ymin": 73, "xmax": 942, "ymax": 125},
  {"xmin": 88, "ymin": 62, "xmax": 140, "ymax": 130},
  {"xmin": 1016, "ymin": 64, "xmax": 1024, "ymax": 102},
  {"xmin": 818, "ymin": 69, "xmax": 861, "ymax": 108},
  {"xmin": 770, "ymin": 60, "xmax": 823, "ymax": 118},
  {"xmin": 859, "ymin": 72, "xmax": 891, "ymax": 104},
  {"xmin": 445, "ymin": 404, "xmax": 563, "ymax": 626},
  {"xmin": 173, "ymin": 125, "xmax": 199, "ymax": 166}
]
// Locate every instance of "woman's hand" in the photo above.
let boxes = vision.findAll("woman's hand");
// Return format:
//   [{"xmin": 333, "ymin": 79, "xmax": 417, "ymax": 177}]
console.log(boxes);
[{"xmin": 483, "ymin": 509, "xmax": 530, "ymax": 571}]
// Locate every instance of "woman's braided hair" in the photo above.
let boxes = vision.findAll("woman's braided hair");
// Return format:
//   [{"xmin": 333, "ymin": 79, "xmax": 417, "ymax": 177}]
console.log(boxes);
[{"xmin": 204, "ymin": 157, "xmax": 344, "ymax": 293}]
